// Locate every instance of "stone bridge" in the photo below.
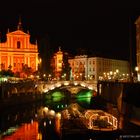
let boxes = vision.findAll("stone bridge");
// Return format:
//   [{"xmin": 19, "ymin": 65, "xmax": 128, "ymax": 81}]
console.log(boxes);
[
  {"xmin": 36, "ymin": 80, "xmax": 97, "ymax": 94},
  {"xmin": 0, "ymin": 80, "xmax": 97, "ymax": 99}
]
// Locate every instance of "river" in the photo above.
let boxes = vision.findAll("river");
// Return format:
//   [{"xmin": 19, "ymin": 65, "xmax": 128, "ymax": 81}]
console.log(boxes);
[{"xmin": 0, "ymin": 89, "xmax": 122, "ymax": 140}]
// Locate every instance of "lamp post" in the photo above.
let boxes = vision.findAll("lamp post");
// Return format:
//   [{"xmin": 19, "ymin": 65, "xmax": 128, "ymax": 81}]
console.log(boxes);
[
  {"xmin": 116, "ymin": 69, "xmax": 119, "ymax": 81},
  {"xmin": 48, "ymin": 74, "xmax": 52, "ymax": 81},
  {"xmin": 80, "ymin": 73, "xmax": 82, "ymax": 81},
  {"xmin": 135, "ymin": 66, "xmax": 139, "ymax": 82},
  {"xmin": 64, "ymin": 73, "xmax": 66, "ymax": 81},
  {"xmin": 43, "ymin": 74, "xmax": 46, "ymax": 80}
]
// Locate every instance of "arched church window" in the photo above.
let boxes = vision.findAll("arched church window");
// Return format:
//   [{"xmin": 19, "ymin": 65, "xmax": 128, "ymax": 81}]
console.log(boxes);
[{"xmin": 17, "ymin": 41, "xmax": 20, "ymax": 49}]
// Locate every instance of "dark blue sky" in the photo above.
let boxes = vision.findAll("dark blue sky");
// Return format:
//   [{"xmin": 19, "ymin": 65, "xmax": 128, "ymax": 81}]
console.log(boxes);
[{"xmin": 0, "ymin": 0, "xmax": 140, "ymax": 65}]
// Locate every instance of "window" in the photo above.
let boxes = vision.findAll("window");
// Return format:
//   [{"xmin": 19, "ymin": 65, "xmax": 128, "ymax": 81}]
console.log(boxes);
[
  {"xmin": 1, "ymin": 63, "xmax": 5, "ymax": 69},
  {"xmin": 17, "ymin": 41, "xmax": 20, "ymax": 49},
  {"xmin": 89, "ymin": 61, "xmax": 91, "ymax": 65},
  {"xmin": 58, "ymin": 60, "xmax": 62, "ymax": 63}
]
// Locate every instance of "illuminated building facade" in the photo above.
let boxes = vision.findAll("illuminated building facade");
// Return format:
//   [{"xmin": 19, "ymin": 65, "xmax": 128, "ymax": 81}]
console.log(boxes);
[
  {"xmin": 68, "ymin": 55, "xmax": 130, "ymax": 82},
  {"xmin": 53, "ymin": 47, "xmax": 63, "ymax": 78},
  {"xmin": 0, "ymin": 19, "xmax": 38, "ymax": 74},
  {"xmin": 135, "ymin": 17, "xmax": 140, "ymax": 81}
]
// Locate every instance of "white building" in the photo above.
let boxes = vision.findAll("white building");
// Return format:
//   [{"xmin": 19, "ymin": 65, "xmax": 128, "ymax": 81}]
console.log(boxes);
[
  {"xmin": 135, "ymin": 17, "xmax": 140, "ymax": 81},
  {"xmin": 68, "ymin": 55, "xmax": 130, "ymax": 82}
]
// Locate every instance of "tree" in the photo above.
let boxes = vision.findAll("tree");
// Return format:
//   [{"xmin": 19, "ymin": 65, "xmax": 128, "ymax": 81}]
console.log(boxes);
[
  {"xmin": 0, "ymin": 63, "xmax": 5, "ymax": 70},
  {"xmin": 0, "ymin": 69, "xmax": 14, "ymax": 77},
  {"xmin": 8, "ymin": 65, "xmax": 12, "ymax": 70},
  {"xmin": 22, "ymin": 64, "xmax": 33, "ymax": 77}
]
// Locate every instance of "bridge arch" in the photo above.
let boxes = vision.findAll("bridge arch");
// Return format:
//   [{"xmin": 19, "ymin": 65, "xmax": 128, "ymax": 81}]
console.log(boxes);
[{"xmin": 37, "ymin": 81, "xmax": 97, "ymax": 94}]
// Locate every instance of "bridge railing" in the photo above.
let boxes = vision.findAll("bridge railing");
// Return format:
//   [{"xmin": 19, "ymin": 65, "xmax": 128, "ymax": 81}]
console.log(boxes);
[{"xmin": 36, "ymin": 80, "xmax": 97, "ymax": 93}]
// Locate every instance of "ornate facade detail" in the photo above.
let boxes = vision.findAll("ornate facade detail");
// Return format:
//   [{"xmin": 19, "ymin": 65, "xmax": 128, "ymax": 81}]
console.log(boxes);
[{"xmin": 0, "ymin": 20, "xmax": 38, "ymax": 74}]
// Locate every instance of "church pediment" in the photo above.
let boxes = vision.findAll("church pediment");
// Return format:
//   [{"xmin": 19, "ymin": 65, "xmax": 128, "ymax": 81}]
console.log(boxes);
[{"xmin": 7, "ymin": 30, "xmax": 29, "ymax": 36}]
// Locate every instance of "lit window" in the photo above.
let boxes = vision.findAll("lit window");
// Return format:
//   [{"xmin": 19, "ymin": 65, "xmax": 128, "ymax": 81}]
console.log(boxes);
[
  {"xmin": 89, "ymin": 61, "xmax": 91, "ymax": 65},
  {"xmin": 58, "ymin": 60, "xmax": 62, "ymax": 63},
  {"xmin": 17, "ymin": 41, "xmax": 20, "ymax": 49}
]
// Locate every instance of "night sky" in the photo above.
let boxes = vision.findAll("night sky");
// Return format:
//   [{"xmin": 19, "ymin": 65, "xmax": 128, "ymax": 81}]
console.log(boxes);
[{"xmin": 0, "ymin": 0, "xmax": 140, "ymax": 66}]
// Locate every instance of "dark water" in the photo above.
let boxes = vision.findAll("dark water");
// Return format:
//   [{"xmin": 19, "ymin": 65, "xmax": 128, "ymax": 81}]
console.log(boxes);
[
  {"xmin": 0, "ymin": 93, "xmax": 125, "ymax": 140},
  {"xmin": 0, "ymin": 94, "xmax": 93, "ymax": 140}
]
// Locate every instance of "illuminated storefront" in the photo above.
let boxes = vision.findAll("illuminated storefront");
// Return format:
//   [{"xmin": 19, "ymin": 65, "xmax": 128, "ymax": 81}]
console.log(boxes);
[{"xmin": 0, "ymin": 19, "xmax": 38, "ymax": 75}]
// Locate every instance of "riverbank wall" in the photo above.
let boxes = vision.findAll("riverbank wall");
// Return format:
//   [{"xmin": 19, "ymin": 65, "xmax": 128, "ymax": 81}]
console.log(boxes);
[
  {"xmin": 97, "ymin": 81, "xmax": 140, "ymax": 130},
  {"xmin": 0, "ymin": 81, "xmax": 45, "ymax": 110}
]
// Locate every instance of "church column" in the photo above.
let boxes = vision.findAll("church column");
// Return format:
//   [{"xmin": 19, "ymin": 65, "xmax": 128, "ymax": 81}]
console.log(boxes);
[
  {"xmin": 24, "ymin": 56, "xmax": 26, "ymax": 64},
  {"xmin": 28, "ymin": 56, "xmax": 30, "ymax": 67},
  {"xmin": 7, "ymin": 55, "xmax": 10, "ymax": 68},
  {"xmin": 36, "ymin": 54, "xmax": 38, "ymax": 71},
  {"xmin": 11, "ymin": 55, "xmax": 13, "ymax": 71},
  {"xmin": 26, "ymin": 55, "xmax": 30, "ymax": 67},
  {"xmin": 10, "ymin": 56, "xmax": 11, "ymax": 65},
  {"xmin": 25, "ymin": 56, "xmax": 27, "ymax": 65}
]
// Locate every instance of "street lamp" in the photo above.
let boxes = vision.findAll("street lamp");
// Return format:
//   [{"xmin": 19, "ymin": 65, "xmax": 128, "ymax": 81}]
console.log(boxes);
[
  {"xmin": 115, "ymin": 69, "xmax": 119, "ymax": 81},
  {"xmin": 135, "ymin": 66, "xmax": 139, "ymax": 81},
  {"xmin": 48, "ymin": 74, "xmax": 52, "ymax": 81},
  {"xmin": 43, "ymin": 74, "xmax": 46, "ymax": 80},
  {"xmin": 80, "ymin": 73, "xmax": 82, "ymax": 80},
  {"xmin": 135, "ymin": 66, "xmax": 139, "ymax": 72},
  {"xmin": 116, "ymin": 69, "xmax": 119, "ymax": 73},
  {"xmin": 110, "ymin": 71, "xmax": 113, "ymax": 75}
]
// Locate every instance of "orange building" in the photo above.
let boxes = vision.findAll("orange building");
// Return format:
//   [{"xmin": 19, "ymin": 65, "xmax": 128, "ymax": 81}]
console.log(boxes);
[
  {"xmin": 53, "ymin": 47, "xmax": 63, "ymax": 78},
  {"xmin": 0, "ymin": 19, "xmax": 38, "ymax": 74}
]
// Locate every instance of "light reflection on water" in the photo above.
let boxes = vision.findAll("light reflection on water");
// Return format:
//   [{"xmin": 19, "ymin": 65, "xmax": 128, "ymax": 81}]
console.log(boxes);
[
  {"xmin": 76, "ymin": 97, "xmax": 91, "ymax": 108},
  {"xmin": 0, "ymin": 90, "xmax": 92, "ymax": 140},
  {"xmin": 1, "ymin": 121, "xmax": 41, "ymax": 140}
]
